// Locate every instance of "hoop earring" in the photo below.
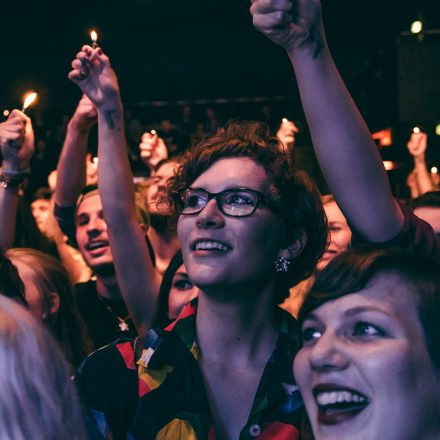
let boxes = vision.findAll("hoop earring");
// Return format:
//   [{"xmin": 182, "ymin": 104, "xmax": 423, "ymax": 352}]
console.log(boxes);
[{"xmin": 274, "ymin": 256, "xmax": 291, "ymax": 273}]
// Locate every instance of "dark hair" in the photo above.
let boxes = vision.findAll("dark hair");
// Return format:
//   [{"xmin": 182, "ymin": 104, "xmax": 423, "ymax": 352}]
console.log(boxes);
[
  {"xmin": 167, "ymin": 121, "xmax": 327, "ymax": 301},
  {"xmin": 31, "ymin": 187, "xmax": 52, "ymax": 203},
  {"xmin": 410, "ymin": 191, "xmax": 440, "ymax": 209},
  {"xmin": 14, "ymin": 196, "xmax": 59, "ymax": 259},
  {"xmin": 152, "ymin": 250, "xmax": 184, "ymax": 327},
  {"xmin": 0, "ymin": 248, "xmax": 27, "ymax": 305},
  {"xmin": 299, "ymin": 248, "xmax": 440, "ymax": 369}
]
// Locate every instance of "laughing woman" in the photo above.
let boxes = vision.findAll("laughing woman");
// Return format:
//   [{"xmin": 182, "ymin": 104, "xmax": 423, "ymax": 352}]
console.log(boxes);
[{"xmin": 294, "ymin": 248, "xmax": 440, "ymax": 440}]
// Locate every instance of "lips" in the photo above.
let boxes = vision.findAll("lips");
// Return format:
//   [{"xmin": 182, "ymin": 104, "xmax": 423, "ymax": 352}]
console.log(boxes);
[
  {"xmin": 313, "ymin": 384, "xmax": 370, "ymax": 425},
  {"xmin": 191, "ymin": 239, "xmax": 232, "ymax": 253},
  {"xmin": 85, "ymin": 240, "xmax": 109, "ymax": 252}
]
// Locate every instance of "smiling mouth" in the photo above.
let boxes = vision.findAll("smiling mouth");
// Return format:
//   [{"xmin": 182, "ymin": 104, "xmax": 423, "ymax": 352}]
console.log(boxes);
[
  {"xmin": 313, "ymin": 386, "xmax": 370, "ymax": 425},
  {"xmin": 85, "ymin": 241, "xmax": 109, "ymax": 252},
  {"xmin": 192, "ymin": 240, "xmax": 231, "ymax": 252}
]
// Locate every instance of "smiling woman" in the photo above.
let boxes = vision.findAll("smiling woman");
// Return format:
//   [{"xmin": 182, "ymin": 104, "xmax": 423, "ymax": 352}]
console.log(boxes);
[{"xmin": 294, "ymin": 248, "xmax": 440, "ymax": 440}]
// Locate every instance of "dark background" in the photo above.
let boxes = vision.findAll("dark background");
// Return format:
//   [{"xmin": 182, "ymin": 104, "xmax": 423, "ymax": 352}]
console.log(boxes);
[{"xmin": 1, "ymin": 0, "xmax": 439, "ymax": 194}]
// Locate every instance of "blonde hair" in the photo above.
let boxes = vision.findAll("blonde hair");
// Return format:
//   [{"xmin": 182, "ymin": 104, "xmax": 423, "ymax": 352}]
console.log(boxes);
[
  {"xmin": 0, "ymin": 295, "xmax": 86, "ymax": 439},
  {"xmin": 5, "ymin": 248, "xmax": 93, "ymax": 367}
]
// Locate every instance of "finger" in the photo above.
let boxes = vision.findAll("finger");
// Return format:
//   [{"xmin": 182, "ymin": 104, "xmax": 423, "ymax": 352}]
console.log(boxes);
[
  {"xmin": 251, "ymin": 0, "xmax": 292, "ymax": 15},
  {"xmin": 71, "ymin": 59, "xmax": 82, "ymax": 69},
  {"xmin": 81, "ymin": 45, "xmax": 94, "ymax": 56},
  {"xmin": 92, "ymin": 50, "xmax": 111, "ymax": 67},
  {"xmin": 252, "ymin": 10, "xmax": 293, "ymax": 30}
]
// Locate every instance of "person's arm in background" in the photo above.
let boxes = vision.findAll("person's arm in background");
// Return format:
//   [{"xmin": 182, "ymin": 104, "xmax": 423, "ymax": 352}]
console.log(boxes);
[
  {"xmin": 68, "ymin": 45, "xmax": 161, "ymax": 334},
  {"xmin": 139, "ymin": 130, "xmax": 168, "ymax": 174},
  {"xmin": 0, "ymin": 110, "xmax": 34, "ymax": 249},
  {"xmin": 251, "ymin": 0, "xmax": 403, "ymax": 242},
  {"xmin": 276, "ymin": 118, "xmax": 298, "ymax": 153},
  {"xmin": 54, "ymin": 95, "xmax": 97, "ymax": 206},
  {"xmin": 407, "ymin": 130, "xmax": 435, "ymax": 196}
]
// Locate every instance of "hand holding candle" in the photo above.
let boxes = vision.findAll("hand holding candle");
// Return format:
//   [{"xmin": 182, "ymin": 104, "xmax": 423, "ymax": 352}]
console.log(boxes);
[
  {"xmin": 68, "ymin": 45, "xmax": 121, "ymax": 110},
  {"xmin": 139, "ymin": 130, "xmax": 168, "ymax": 171}
]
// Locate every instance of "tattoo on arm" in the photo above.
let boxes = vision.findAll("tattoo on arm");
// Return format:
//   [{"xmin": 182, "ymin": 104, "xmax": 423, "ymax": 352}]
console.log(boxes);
[{"xmin": 104, "ymin": 110, "xmax": 117, "ymax": 130}]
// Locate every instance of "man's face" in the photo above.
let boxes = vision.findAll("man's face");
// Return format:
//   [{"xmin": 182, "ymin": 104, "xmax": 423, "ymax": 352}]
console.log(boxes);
[
  {"xmin": 31, "ymin": 199, "xmax": 50, "ymax": 233},
  {"xmin": 146, "ymin": 161, "xmax": 177, "ymax": 216},
  {"xmin": 75, "ymin": 194, "xmax": 114, "ymax": 272}
]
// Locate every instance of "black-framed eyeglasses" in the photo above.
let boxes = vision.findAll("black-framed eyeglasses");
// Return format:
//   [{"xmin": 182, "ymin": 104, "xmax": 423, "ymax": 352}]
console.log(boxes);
[{"xmin": 178, "ymin": 187, "xmax": 281, "ymax": 217}]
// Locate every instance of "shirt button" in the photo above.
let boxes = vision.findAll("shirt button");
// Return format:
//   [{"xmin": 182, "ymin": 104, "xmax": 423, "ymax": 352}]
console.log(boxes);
[{"xmin": 249, "ymin": 424, "xmax": 261, "ymax": 437}]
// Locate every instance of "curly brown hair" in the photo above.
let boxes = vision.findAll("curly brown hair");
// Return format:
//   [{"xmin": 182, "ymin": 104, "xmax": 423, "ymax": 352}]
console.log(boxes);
[{"xmin": 167, "ymin": 122, "xmax": 327, "ymax": 301}]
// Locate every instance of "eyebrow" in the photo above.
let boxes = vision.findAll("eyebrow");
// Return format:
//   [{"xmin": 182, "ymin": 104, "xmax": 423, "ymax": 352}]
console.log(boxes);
[
  {"xmin": 342, "ymin": 305, "xmax": 393, "ymax": 318},
  {"xmin": 174, "ymin": 272, "xmax": 189, "ymax": 278},
  {"xmin": 304, "ymin": 305, "xmax": 393, "ymax": 322}
]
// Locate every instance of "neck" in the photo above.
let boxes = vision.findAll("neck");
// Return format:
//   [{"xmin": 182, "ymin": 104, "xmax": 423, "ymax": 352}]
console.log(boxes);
[
  {"xmin": 95, "ymin": 275, "xmax": 121, "ymax": 300},
  {"xmin": 195, "ymin": 284, "xmax": 278, "ymax": 367}
]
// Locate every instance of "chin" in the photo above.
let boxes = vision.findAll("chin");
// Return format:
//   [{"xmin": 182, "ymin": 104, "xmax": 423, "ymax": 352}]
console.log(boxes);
[{"xmin": 90, "ymin": 262, "xmax": 116, "ymax": 277}]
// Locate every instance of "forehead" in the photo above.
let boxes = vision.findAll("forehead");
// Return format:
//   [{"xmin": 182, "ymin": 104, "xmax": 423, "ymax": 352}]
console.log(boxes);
[
  {"xmin": 31, "ymin": 199, "xmax": 50, "ymax": 207},
  {"xmin": 310, "ymin": 272, "xmax": 420, "ymax": 324},
  {"xmin": 414, "ymin": 206, "xmax": 440, "ymax": 233},
  {"xmin": 191, "ymin": 157, "xmax": 270, "ymax": 193},
  {"xmin": 154, "ymin": 161, "xmax": 177, "ymax": 179},
  {"xmin": 76, "ymin": 193, "xmax": 103, "ymax": 217},
  {"xmin": 323, "ymin": 201, "xmax": 346, "ymax": 223}
]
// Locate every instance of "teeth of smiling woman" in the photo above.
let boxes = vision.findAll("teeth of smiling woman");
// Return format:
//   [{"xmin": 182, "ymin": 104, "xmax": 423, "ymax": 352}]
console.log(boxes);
[
  {"xmin": 316, "ymin": 391, "xmax": 367, "ymax": 406},
  {"xmin": 195, "ymin": 241, "xmax": 229, "ymax": 251}
]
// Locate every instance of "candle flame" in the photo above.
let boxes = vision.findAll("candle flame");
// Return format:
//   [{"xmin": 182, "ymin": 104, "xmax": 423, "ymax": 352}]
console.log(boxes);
[
  {"xmin": 90, "ymin": 30, "xmax": 98, "ymax": 43},
  {"xmin": 413, "ymin": 126, "xmax": 420, "ymax": 134},
  {"xmin": 22, "ymin": 92, "xmax": 37, "ymax": 111},
  {"xmin": 282, "ymin": 118, "xmax": 288, "ymax": 124},
  {"xmin": 150, "ymin": 129, "xmax": 157, "ymax": 135}
]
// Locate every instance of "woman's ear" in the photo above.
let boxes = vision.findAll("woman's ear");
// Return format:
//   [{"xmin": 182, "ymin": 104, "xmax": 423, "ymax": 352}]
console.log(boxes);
[
  {"xmin": 47, "ymin": 291, "xmax": 60, "ymax": 316},
  {"xmin": 278, "ymin": 230, "xmax": 307, "ymax": 260}
]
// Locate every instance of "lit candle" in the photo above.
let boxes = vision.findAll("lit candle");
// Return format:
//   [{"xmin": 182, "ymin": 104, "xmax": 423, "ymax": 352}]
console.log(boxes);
[
  {"xmin": 150, "ymin": 129, "xmax": 157, "ymax": 135},
  {"xmin": 413, "ymin": 126, "xmax": 420, "ymax": 134},
  {"xmin": 90, "ymin": 30, "xmax": 98, "ymax": 49},
  {"xmin": 22, "ymin": 92, "xmax": 37, "ymax": 113},
  {"xmin": 282, "ymin": 118, "xmax": 288, "ymax": 124}
]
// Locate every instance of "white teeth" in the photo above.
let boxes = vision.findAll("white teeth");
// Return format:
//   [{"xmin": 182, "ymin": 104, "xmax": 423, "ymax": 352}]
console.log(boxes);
[
  {"xmin": 88, "ymin": 241, "xmax": 107, "ymax": 250},
  {"xmin": 316, "ymin": 391, "xmax": 367, "ymax": 406},
  {"xmin": 195, "ymin": 241, "xmax": 229, "ymax": 251}
]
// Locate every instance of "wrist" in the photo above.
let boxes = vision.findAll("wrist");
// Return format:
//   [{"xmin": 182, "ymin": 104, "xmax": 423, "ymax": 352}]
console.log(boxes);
[{"xmin": 68, "ymin": 118, "xmax": 93, "ymax": 134}]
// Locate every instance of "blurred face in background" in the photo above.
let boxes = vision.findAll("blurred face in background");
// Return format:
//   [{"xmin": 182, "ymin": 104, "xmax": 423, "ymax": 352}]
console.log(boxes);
[
  {"xmin": 146, "ymin": 161, "xmax": 177, "ymax": 216},
  {"xmin": 31, "ymin": 199, "xmax": 51, "ymax": 233},
  {"xmin": 317, "ymin": 200, "xmax": 351, "ymax": 272},
  {"xmin": 167, "ymin": 264, "xmax": 199, "ymax": 319}
]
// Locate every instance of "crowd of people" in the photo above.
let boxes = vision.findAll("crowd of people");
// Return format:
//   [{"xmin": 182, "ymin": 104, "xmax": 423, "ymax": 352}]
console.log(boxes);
[{"xmin": 0, "ymin": 0, "xmax": 439, "ymax": 439}]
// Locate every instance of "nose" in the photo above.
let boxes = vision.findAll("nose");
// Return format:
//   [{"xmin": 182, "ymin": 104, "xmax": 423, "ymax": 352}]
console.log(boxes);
[
  {"xmin": 195, "ymin": 198, "xmax": 225, "ymax": 229},
  {"xmin": 309, "ymin": 331, "xmax": 349, "ymax": 372},
  {"xmin": 86, "ymin": 216, "xmax": 106, "ymax": 237}
]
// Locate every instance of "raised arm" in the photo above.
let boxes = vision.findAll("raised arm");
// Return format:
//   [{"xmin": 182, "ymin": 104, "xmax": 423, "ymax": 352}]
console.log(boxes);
[
  {"xmin": 251, "ymin": 0, "xmax": 403, "ymax": 242},
  {"xmin": 0, "ymin": 110, "xmax": 34, "ymax": 249},
  {"xmin": 407, "ymin": 131, "xmax": 435, "ymax": 196},
  {"xmin": 54, "ymin": 94, "xmax": 97, "ymax": 208},
  {"xmin": 68, "ymin": 45, "xmax": 161, "ymax": 334}
]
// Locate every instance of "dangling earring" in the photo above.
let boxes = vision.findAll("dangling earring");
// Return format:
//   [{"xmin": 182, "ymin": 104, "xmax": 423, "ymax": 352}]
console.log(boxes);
[{"xmin": 274, "ymin": 256, "xmax": 291, "ymax": 273}]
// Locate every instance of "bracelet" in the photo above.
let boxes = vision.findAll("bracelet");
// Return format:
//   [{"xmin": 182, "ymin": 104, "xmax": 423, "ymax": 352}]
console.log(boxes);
[
  {"xmin": 1, "ymin": 167, "xmax": 31, "ymax": 178},
  {"xmin": 0, "ymin": 171, "xmax": 28, "ymax": 189}
]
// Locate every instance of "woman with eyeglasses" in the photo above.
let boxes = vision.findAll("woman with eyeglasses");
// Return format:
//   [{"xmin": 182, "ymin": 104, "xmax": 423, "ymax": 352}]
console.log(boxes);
[{"xmin": 69, "ymin": 1, "xmax": 437, "ymax": 438}]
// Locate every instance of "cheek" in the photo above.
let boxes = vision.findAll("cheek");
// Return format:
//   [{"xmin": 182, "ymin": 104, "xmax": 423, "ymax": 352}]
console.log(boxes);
[
  {"xmin": 168, "ymin": 288, "xmax": 198, "ymax": 319},
  {"xmin": 293, "ymin": 348, "xmax": 311, "ymax": 393},
  {"xmin": 332, "ymin": 230, "xmax": 351, "ymax": 249},
  {"xmin": 358, "ymin": 342, "xmax": 418, "ymax": 397}
]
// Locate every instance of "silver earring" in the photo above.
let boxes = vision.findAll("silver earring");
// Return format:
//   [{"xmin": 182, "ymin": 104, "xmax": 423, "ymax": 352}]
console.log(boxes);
[{"xmin": 275, "ymin": 256, "xmax": 290, "ymax": 273}]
